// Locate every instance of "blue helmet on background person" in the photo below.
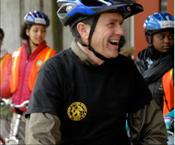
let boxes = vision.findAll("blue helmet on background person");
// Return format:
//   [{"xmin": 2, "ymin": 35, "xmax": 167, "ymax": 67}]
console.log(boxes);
[
  {"xmin": 21, "ymin": 10, "xmax": 50, "ymax": 40},
  {"xmin": 24, "ymin": 10, "xmax": 50, "ymax": 27},
  {"xmin": 144, "ymin": 12, "xmax": 174, "ymax": 39}
]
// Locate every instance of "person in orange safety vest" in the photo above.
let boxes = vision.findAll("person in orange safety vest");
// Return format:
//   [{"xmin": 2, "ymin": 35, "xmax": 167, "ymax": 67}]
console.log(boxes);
[
  {"xmin": 0, "ymin": 27, "xmax": 13, "ymax": 143},
  {"xmin": 0, "ymin": 11, "xmax": 57, "ymax": 109},
  {"xmin": 0, "ymin": 11, "xmax": 57, "ymax": 144},
  {"xmin": 162, "ymin": 68, "xmax": 174, "ymax": 115},
  {"xmin": 0, "ymin": 27, "xmax": 12, "ymax": 98}
]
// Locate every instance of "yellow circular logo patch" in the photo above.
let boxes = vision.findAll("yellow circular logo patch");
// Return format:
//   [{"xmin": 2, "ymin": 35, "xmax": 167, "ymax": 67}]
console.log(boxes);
[{"xmin": 67, "ymin": 102, "xmax": 87, "ymax": 121}]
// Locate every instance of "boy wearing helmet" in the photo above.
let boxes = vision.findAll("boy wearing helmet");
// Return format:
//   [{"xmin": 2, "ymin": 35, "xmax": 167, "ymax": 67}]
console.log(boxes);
[
  {"xmin": 136, "ymin": 12, "xmax": 174, "ymax": 115},
  {"xmin": 0, "ymin": 11, "xmax": 57, "ymax": 144},
  {"xmin": 26, "ymin": 1, "xmax": 167, "ymax": 145}
]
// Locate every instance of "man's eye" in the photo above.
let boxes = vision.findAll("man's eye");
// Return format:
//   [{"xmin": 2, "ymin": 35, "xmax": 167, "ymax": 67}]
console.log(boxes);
[
  {"xmin": 33, "ymin": 29, "xmax": 38, "ymax": 33},
  {"xmin": 157, "ymin": 34, "xmax": 164, "ymax": 40},
  {"xmin": 168, "ymin": 35, "xmax": 174, "ymax": 40},
  {"xmin": 157, "ymin": 34, "xmax": 174, "ymax": 40},
  {"xmin": 107, "ymin": 23, "xmax": 115, "ymax": 27},
  {"xmin": 42, "ymin": 30, "xmax": 46, "ymax": 33}
]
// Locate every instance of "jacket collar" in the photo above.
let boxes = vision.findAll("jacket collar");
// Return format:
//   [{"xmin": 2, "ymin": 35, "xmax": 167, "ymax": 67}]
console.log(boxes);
[{"xmin": 71, "ymin": 40, "xmax": 98, "ymax": 65}]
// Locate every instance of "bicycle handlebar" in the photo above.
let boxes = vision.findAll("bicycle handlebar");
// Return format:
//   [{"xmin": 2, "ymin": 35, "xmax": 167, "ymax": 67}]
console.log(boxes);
[
  {"xmin": 10, "ymin": 100, "xmax": 29, "ymax": 108},
  {"xmin": 1, "ymin": 98, "xmax": 29, "ymax": 109}
]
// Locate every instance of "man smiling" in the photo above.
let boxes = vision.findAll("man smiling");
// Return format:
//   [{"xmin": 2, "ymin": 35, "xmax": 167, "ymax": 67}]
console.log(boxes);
[{"xmin": 26, "ymin": 1, "xmax": 167, "ymax": 145}]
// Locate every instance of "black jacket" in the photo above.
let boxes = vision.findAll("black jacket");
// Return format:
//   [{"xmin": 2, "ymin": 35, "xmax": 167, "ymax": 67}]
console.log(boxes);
[{"xmin": 136, "ymin": 46, "xmax": 173, "ymax": 110}]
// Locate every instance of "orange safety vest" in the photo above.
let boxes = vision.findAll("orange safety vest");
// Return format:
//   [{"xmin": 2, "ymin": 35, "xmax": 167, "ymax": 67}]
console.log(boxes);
[
  {"xmin": 162, "ymin": 68, "xmax": 174, "ymax": 115},
  {"xmin": 0, "ymin": 53, "xmax": 12, "ymax": 98},
  {"xmin": 10, "ymin": 47, "xmax": 56, "ymax": 93}
]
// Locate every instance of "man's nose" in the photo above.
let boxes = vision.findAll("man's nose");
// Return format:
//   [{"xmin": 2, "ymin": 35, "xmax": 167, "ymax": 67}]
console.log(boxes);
[{"xmin": 114, "ymin": 25, "xmax": 124, "ymax": 36}]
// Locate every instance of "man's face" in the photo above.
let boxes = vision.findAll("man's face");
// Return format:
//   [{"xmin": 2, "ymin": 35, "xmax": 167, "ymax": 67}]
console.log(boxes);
[
  {"xmin": 152, "ymin": 31, "xmax": 174, "ymax": 53},
  {"xmin": 91, "ymin": 12, "xmax": 124, "ymax": 58}
]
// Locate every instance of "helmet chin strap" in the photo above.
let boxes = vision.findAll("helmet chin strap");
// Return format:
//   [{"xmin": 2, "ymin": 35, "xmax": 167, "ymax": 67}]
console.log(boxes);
[
  {"xmin": 86, "ymin": 15, "xmax": 126, "ymax": 61},
  {"xmin": 87, "ymin": 15, "xmax": 110, "ymax": 61},
  {"xmin": 89, "ymin": 36, "xmax": 126, "ymax": 61}
]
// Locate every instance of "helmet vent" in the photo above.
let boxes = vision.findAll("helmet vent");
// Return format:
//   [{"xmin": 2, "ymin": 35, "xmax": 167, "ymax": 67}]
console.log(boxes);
[
  {"xmin": 34, "ymin": 18, "xmax": 47, "ymax": 25},
  {"xmin": 159, "ymin": 21, "xmax": 174, "ymax": 29},
  {"xmin": 80, "ymin": 0, "xmax": 112, "ymax": 6}
]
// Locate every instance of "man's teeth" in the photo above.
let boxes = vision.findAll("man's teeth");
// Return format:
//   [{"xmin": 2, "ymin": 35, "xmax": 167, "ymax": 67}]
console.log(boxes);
[{"xmin": 110, "ymin": 40, "xmax": 119, "ymax": 45}]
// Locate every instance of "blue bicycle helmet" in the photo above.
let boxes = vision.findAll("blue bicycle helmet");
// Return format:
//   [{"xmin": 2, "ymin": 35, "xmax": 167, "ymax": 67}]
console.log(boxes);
[
  {"xmin": 144, "ymin": 12, "xmax": 174, "ymax": 35},
  {"xmin": 24, "ymin": 10, "xmax": 50, "ymax": 27},
  {"xmin": 57, "ymin": 0, "xmax": 143, "ymax": 26}
]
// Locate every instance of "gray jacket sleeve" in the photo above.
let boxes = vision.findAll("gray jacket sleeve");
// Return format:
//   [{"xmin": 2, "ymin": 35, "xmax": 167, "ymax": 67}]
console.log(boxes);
[
  {"xmin": 25, "ymin": 113, "xmax": 61, "ymax": 145},
  {"xmin": 128, "ymin": 99, "xmax": 168, "ymax": 145}
]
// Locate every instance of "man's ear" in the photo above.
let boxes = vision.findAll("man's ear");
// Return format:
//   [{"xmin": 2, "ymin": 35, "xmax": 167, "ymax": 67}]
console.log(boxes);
[
  {"xmin": 76, "ymin": 22, "xmax": 90, "ymax": 43},
  {"xmin": 145, "ymin": 34, "xmax": 152, "ymax": 44}
]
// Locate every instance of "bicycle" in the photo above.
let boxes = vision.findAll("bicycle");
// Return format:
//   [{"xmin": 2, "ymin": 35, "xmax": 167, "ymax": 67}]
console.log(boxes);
[
  {"xmin": 0, "ymin": 98, "xmax": 29, "ymax": 145},
  {"xmin": 164, "ymin": 109, "xmax": 174, "ymax": 145}
]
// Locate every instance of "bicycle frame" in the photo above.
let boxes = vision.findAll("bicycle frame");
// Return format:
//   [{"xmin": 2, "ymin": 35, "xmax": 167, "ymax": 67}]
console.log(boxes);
[{"xmin": 1, "ymin": 99, "xmax": 29, "ymax": 145}]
